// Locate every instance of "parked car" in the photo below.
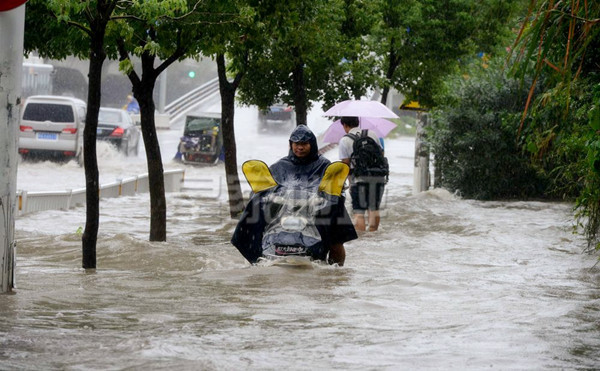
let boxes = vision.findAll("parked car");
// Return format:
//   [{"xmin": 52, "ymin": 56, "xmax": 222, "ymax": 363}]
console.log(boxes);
[
  {"xmin": 19, "ymin": 95, "xmax": 86, "ymax": 164},
  {"xmin": 97, "ymin": 107, "xmax": 141, "ymax": 156},
  {"xmin": 257, "ymin": 103, "xmax": 295, "ymax": 132},
  {"xmin": 177, "ymin": 113, "xmax": 222, "ymax": 165}
]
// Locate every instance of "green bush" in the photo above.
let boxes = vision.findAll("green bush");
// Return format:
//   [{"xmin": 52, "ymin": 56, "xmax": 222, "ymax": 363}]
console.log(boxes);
[
  {"xmin": 528, "ymin": 80, "xmax": 600, "ymax": 250},
  {"xmin": 429, "ymin": 69, "xmax": 547, "ymax": 200}
]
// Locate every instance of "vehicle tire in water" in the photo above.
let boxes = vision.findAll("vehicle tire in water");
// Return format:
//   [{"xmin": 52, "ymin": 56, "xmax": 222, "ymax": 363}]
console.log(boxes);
[
  {"xmin": 121, "ymin": 140, "xmax": 129, "ymax": 156},
  {"xmin": 132, "ymin": 139, "xmax": 139, "ymax": 157},
  {"xmin": 77, "ymin": 149, "xmax": 84, "ymax": 167}
]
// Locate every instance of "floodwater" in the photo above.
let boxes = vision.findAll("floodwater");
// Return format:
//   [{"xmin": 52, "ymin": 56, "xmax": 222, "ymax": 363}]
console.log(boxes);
[{"xmin": 2, "ymin": 100, "xmax": 600, "ymax": 370}]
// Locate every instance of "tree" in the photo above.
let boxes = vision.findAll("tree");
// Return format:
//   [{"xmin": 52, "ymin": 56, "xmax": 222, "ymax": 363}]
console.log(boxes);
[
  {"xmin": 373, "ymin": 0, "xmax": 522, "ymax": 107},
  {"xmin": 110, "ymin": 0, "xmax": 196, "ymax": 241},
  {"xmin": 25, "ymin": 0, "xmax": 119, "ymax": 268},
  {"xmin": 216, "ymin": 52, "xmax": 245, "ymax": 218},
  {"xmin": 201, "ymin": 1, "xmax": 277, "ymax": 218},
  {"xmin": 173, "ymin": 0, "xmax": 255, "ymax": 218},
  {"xmin": 509, "ymin": 0, "xmax": 600, "ymax": 250},
  {"xmin": 321, "ymin": 0, "xmax": 382, "ymax": 108},
  {"xmin": 237, "ymin": 0, "xmax": 346, "ymax": 126},
  {"xmin": 24, "ymin": 0, "xmax": 219, "ymax": 258}
]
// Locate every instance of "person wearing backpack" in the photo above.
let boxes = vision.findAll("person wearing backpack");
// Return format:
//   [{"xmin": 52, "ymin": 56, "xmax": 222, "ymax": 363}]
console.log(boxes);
[{"xmin": 339, "ymin": 116, "xmax": 389, "ymax": 232}]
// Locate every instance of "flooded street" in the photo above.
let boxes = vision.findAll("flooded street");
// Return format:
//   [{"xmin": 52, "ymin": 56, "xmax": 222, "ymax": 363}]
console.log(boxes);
[{"xmin": 2, "ymin": 101, "xmax": 600, "ymax": 369}]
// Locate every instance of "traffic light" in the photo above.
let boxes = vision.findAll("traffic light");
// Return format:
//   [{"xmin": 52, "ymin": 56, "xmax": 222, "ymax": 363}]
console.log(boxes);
[{"xmin": 188, "ymin": 71, "xmax": 196, "ymax": 78}]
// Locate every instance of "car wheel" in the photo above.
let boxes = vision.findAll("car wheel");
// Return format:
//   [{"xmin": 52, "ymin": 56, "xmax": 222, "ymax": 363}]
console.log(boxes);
[
  {"xmin": 77, "ymin": 149, "xmax": 84, "ymax": 167},
  {"xmin": 121, "ymin": 139, "xmax": 130, "ymax": 156},
  {"xmin": 132, "ymin": 138, "xmax": 140, "ymax": 157}
]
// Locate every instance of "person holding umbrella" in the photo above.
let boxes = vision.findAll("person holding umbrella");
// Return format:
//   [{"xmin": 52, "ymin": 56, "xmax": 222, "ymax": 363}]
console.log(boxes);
[
  {"xmin": 323, "ymin": 99, "xmax": 397, "ymax": 232},
  {"xmin": 339, "ymin": 116, "xmax": 387, "ymax": 232}
]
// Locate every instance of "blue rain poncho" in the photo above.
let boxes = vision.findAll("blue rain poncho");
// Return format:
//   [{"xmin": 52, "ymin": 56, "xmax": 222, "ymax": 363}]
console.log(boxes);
[{"xmin": 231, "ymin": 125, "xmax": 357, "ymax": 263}]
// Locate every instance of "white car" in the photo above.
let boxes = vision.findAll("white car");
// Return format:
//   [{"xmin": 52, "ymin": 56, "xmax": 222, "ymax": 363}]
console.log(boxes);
[{"xmin": 19, "ymin": 95, "xmax": 86, "ymax": 164}]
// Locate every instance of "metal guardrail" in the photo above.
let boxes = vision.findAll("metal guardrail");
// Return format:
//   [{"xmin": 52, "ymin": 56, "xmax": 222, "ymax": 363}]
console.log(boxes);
[
  {"xmin": 16, "ymin": 169, "xmax": 186, "ymax": 217},
  {"xmin": 164, "ymin": 78, "xmax": 220, "ymax": 125}
]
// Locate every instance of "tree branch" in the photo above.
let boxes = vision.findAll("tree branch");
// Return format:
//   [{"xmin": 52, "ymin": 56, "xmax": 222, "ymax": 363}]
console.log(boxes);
[
  {"xmin": 155, "ymin": 32, "xmax": 187, "ymax": 77},
  {"xmin": 231, "ymin": 51, "xmax": 248, "ymax": 90},
  {"xmin": 116, "ymin": 37, "xmax": 141, "ymax": 86},
  {"xmin": 64, "ymin": 20, "xmax": 92, "ymax": 37}
]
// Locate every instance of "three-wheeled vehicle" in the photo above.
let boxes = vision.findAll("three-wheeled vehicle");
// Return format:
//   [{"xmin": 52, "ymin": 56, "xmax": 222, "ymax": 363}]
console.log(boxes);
[{"xmin": 178, "ymin": 113, "xmax": 223, "ymax": 164}]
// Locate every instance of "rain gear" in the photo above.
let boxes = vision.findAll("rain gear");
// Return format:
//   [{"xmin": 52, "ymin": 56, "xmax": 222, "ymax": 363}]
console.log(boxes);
[
  {"xmin": 270, "ymin": 124, "xmax": 329, "ymax": 189},
  {"xmin": 231, "ymin": 125, "xmax": 357, "ymax": 264}
]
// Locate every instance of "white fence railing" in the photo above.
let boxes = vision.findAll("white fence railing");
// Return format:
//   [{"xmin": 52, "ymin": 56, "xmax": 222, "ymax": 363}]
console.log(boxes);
[
  {"xmin": 164, "ymin": 78, "xmax": 220, "ymax": 125},
  {"xmin": 128, "ymin": 78, "xmax": 220, "ymax": 130},
  {"xmin": 16, "ymin": 169, "xmax": 185, "ymax": 217}
]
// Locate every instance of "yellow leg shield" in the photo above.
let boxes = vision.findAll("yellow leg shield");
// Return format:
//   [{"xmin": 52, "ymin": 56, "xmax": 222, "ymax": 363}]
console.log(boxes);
[
  {"xmin": 318, "ymin": 162, "xmax": 350, "ymax": 196},
  {"xmin": 242, "ymin": 160, "xmax": 279, "ymax": 193}
]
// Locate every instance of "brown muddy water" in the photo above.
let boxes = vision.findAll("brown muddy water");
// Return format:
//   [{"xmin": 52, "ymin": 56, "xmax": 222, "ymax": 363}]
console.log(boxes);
[
  {"xmin": 3, "ymin": 176, "xmax": 600, "ymax": 370},
  {"xmin": 3, "ymin": 108, "xmax": 600, "ymax": 369}
]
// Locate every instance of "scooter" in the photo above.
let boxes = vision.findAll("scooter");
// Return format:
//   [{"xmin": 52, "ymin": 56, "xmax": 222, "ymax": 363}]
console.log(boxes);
[{"xmin": 231, "ymin": 160, "xmax": 350, "ymax": 265}]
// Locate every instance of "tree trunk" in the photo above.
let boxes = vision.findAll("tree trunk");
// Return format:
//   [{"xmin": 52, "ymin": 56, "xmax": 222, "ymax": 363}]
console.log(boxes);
[
  {"xmin": 82, "ymin": 20, "xmax": 108, "ymax": 269},
  {"xmin": 380, "ymin": 86, "xmax": 390, "ymax": 106},
  {"xmin": 291, "ymin": 49, "xmax": 308, "ymax": 126},
  {"xmin": 381, "ymin": 40, "xmax": 400, "ymax": 106},
  {"xmin": 117, "ymin": 34, "xmax": 186, "ymax": 242},
  {"xmin": 216, "ymin": 54, "xmax": 244, "ymax": 218},
  {"xmin": 134, "ymin": 75, "xmax": 166, "ymax": 241}
]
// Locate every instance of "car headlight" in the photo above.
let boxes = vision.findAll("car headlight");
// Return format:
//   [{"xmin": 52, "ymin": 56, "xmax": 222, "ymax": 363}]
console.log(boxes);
[{"xmin": 280, "ymin": 216, "xmax": 308, "ymax": 231}]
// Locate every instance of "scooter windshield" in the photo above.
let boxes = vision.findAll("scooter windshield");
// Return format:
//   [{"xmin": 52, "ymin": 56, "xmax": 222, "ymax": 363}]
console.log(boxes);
[{"xmin": 261, "ymin": 187, "xmax": 328, "ymax": 258}]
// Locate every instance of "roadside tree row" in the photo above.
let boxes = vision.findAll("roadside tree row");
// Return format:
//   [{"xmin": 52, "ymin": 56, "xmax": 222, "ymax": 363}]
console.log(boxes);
[{"xmin": 24, "ymin": 0, "xmax": 523, "ymax": 268}]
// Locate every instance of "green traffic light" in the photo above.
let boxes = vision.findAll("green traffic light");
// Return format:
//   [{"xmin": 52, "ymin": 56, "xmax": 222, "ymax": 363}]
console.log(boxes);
[{"xmin": 188, "ymin": 71, "xmax": 196, "ymax": 78}]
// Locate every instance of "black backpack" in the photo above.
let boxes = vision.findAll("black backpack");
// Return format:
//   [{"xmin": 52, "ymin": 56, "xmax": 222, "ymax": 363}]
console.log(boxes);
[{"xmin": 345, "ymin": 129, "xmax": 389, "ymax": 180}]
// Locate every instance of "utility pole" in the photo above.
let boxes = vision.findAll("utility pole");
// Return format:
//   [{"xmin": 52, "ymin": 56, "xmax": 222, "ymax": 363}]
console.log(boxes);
[
  {"xmin": 0, "ymin": 1, "xmax": 27, "ymax": 293},
  {"xmin": 413, "ymin": 112, "xmax": 431, "ymax": 194},
  {"xmin": 401, "ymin": 101, "xmax": 431, "ymax": 195}
]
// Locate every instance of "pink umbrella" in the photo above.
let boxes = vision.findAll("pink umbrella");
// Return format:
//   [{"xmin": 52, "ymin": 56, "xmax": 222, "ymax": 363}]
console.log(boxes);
[
  {"xmin": 323, "ymin": 99, "xmax": 399, "ymax": 119},
  {"xmin": 321, "ymin": 117, "xmax": 397, "ymax": 143}
]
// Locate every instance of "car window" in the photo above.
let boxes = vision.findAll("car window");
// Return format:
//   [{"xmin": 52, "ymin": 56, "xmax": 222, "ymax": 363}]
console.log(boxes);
[
  {"xmin": 99, "ymin": 110, "xmax": 122, "ymax": 123},
  {"xmin": 23, "ymin": 103, "xmax": 74, "ymax": 123}
]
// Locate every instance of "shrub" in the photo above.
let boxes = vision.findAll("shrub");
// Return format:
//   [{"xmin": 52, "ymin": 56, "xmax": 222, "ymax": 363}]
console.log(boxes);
[{"xmin": 429, "ymin": 69, "xmax": 547, "ymax": 200}]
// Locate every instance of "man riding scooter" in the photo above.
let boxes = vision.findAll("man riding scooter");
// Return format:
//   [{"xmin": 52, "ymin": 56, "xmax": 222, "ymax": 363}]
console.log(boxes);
[{"xmin": 231, "ymin": 125, "xmax": 357, "ymax": 266}]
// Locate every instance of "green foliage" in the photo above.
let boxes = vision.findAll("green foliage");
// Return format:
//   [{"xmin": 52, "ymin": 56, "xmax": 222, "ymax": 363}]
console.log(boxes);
[
  {"xmin": 429, "ymin": 63, "xmax": 546, "ymax": 200},
  {"xmin": 509, "ymin": 0, "xmax": 600, "ymax": 250},
  {"xmin": 118, "ymin": 59, "xmax": 134, "ymax": 75},
  {"xmin": 320, "ymin": 0, "xmax": 382, "ymax": 107},
  {"xmin": 566, "ymin": 81, "xmax": 600, "ymax": 251},
  {"xmin": 24, "ymin": 0, "xmax": 91, "ymax": 59},
  {"xmin": 373, "ymin": 0, "xmax": 523, "ymax": 107},
  {"xmin": 510, "ymin": 1, "xmax": 600, "ymax": 84},
  {"xmin": 236, "ymin": 0, "xmax": 347, "ymax": 111},
  {"xmin": 519, "ymin": 81, "xmax": 589, "ymax": 199}
]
